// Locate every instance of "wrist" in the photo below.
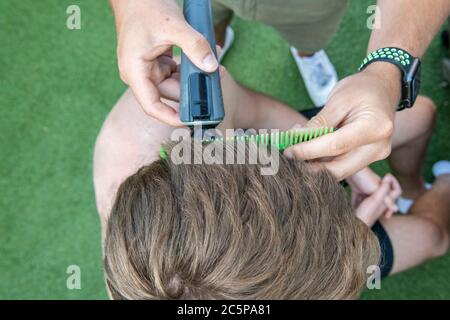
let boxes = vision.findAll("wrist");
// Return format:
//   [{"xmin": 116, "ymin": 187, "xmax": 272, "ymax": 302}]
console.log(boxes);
[{"xmin": 361, "ymin": 62, "xmax": 402, "ymax": 108}]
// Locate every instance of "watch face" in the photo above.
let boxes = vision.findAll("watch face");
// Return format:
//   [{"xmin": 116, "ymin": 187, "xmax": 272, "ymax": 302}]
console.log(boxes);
[
  {"xmin": 360, "ymin": 49, "xmax": 422, "ymax": 110},
  {"xmin": 411, "ymin": 62, "xmax": 421, "ymax": 107},
  {"xmin": 403, "ymin": 59, "xmax": 421, "ymax": 108}
]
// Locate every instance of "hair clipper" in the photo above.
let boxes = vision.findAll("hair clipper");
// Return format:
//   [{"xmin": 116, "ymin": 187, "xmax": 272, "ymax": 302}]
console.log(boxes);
[{"xmin": 179, "ymin": 0, "xmax": 225, "ymax": 129}]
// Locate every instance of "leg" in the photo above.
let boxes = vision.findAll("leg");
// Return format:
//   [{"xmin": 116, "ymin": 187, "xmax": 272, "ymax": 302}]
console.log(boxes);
[
  {"xmin": 390, "ymin": 96, "xmax": 437, "ymax": 198},
  {"xmin": 219, "ymin": 67, "xmax": 308, "ymax": 130},
  {"xmin": 380, "ymin": 174, "xmax": 450, "ymax": 274}
]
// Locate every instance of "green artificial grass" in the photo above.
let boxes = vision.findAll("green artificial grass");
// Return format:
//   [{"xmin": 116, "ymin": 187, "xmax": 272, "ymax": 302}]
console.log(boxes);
[{"xmin": 0, "ymin": 0, "xmax": 449, "ymax": 299}]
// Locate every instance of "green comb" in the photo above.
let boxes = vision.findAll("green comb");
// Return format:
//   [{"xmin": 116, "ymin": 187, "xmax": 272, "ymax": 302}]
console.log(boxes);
[{"xmin": 159, "ymin": 127, "xmax": 334, "ymax": 160}]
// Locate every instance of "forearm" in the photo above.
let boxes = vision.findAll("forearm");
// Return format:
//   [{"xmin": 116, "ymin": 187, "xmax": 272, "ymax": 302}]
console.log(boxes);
[
  {"xmin": 221, "ymin": 74, "xmax": 306, "ymax": 131},
  {"xmin": 347, "ymin": 167, "xmax": 381, "ymax": 192},
  {"xmin": 109, "ymin": 0, "xmax": 129, "ymax": 30},
  {"xmin": 109, "ymin": 0, "xmax": 126, "ymax": 12},
  {"xmin": 361, "ymin": 0, "xmax": 450, "ymax": 111},
  {"xmin": 369, "ymin": 0, "xmax": 450, "ymax": 57},
  {"xmin": 244, "ymin": 89, "xmax": 307, "ymax": 131}
]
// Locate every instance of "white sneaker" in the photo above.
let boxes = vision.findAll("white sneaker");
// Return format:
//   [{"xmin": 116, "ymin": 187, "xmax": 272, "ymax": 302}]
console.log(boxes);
[
  {"xmin": 290, "ymin": 47, "xmax": 338, "ymax": 107},
  {"xmin": 218, "ymin": 26, "xmax": 235, "ymax": 62},
  {"xmin": 433, "ymin": 160, "xmax": 450, "ymax": 177}
]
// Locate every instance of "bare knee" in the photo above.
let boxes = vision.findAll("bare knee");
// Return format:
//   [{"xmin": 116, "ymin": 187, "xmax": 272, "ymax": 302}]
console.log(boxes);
[{"xmin": 420, "ymin": 217, "xmax": 449, "ymax": 258}]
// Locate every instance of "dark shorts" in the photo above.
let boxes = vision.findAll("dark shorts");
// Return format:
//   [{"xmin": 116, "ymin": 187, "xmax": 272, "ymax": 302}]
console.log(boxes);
[
  {"xmin": 300, "ymin": 108, "xmax": 394, "ymax": 277},
  {"xmin": 372, "ymin": 222, "xmax": 394, "ymax": 277}
]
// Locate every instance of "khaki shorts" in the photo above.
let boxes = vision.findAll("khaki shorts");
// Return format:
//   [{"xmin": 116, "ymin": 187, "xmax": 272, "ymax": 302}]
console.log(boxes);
[{"xmin": 178, "ymin": 0, "xmax": 349, "ymax": 52}]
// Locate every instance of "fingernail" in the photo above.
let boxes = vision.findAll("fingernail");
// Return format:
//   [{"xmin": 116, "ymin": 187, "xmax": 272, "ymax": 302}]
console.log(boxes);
[
  {"xmin": 203, "ymin": 53, "xmax": 218, "ymax": 71},
  {"xmin": 219, "ymin": 65, "xmax": 226, "ymax": 76},
  {"xmin": 290, "ymin": 123, "xmax": 303, "ymax": 130},
  {"xmin": 284, "ymin": 149, "xmax": 294, "ymax": 159}
]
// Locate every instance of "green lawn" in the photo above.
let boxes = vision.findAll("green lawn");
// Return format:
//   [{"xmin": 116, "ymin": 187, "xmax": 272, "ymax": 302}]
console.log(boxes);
[{"xmin": 0, "ymin": 0, "xmax": 449, "ymax": 299}]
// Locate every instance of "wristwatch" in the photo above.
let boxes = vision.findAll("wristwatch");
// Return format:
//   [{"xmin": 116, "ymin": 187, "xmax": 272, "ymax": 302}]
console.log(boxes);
[{"xmin": 359, "ymin": 47, "xmax": 421, "ymax": 111}]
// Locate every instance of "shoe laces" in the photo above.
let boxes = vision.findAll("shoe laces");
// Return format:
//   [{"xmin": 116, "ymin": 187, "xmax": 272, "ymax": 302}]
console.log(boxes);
[{"xmin": 309, "ymin": 56, "xmax": 333, "ymax": 87}]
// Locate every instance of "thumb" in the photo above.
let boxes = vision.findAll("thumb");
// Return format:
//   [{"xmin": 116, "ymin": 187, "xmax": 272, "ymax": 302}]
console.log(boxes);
[
  {"xmin": 304, "ymin": 101, "xmax": 343, "ymax": 130},
  {"xmin": 172, "ymin": 21, "xmax": 218, "ymax": 73},
  {"xmin": 372, "ymin": 177, "xmax": 392, "ymax": 203}
]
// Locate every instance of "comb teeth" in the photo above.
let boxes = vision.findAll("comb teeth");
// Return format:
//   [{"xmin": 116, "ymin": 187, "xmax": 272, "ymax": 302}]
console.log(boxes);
[
  {"xmin": 160, "ymin": 127, "xmax": 334, "ymax": 159},
  {"xmin": 208, "ymin": 127, "xmax": 334, "ymax": 152}
]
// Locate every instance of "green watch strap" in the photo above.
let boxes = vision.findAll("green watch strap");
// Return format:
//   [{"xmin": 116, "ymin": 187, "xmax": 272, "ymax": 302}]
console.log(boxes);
[
  {"xmin": 358, "ymin": 47, "xmax": 420, "ymax": 111},
  {"xmin": 359, "ymin": 47, "xmax": 413, "ymax": 71}
]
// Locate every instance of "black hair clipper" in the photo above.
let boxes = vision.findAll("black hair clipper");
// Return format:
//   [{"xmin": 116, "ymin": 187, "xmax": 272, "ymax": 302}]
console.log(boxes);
[{"xmin": 179, "ymin": 0, "xmax": 225, "ymax": 129}]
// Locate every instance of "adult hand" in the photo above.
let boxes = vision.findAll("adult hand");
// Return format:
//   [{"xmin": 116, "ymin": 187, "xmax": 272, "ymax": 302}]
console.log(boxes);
[
  {"xmin": 284, "ymin": 63, "xmax": 401, "ymax": 180},
  {"xmin": 110, "ymin": 0, "xmax": 219, "ymax": 126}
]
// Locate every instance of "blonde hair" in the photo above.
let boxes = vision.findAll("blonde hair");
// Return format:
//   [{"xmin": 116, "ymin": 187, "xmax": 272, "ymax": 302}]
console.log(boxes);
[{"xmin": 104, "ymin": 141, "xmax": 380, "ymax": 299}]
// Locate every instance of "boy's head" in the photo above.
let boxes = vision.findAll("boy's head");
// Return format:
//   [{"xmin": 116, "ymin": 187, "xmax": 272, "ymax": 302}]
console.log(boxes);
[{"xmin": 104, "ymin": 141, "xmax": 380, "ymax": 299}]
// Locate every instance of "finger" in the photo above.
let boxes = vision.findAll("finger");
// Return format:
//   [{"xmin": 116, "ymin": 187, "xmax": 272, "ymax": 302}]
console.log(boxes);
[
  {"xmin": 158, "ymin": 77, "xmax": 180, "ymax": 102},
  {"xmin": 159, "ymin": 55, "xmax": 177, "ymax": 72},
  {"xmin": 383, "ymin": 195, "xmax": 398, "ymax": 213},
  {"xmin": 216, "ymin": 45, "xmax": 223, "ymax": 58},
  {"xmin": 349, "ymin": 168, "xmax": 381, "ymax": 195},
  {"xmin": 303, "ymin": 101, "xmax": 346, "ymax": 129},
  {"xmin": 374, "ymin": 178, "xmax": 392, "ymax": 203},
  {"xmin": 352, "ymin": 194, "xmax": 364, "ymax": 209},
  {"xmin": 161, "ymin": 48, "xmax": 174, "ymax": 58},
  {"xmin": 290, "ymin": 123, "xmax": 304, "ymax": 131},
  {"xmin": 284, "ymin": 120, "xmax": 380, "ymax": 161},
  {"xmin": 381, "ymin": 176, "xmax": 398, "ymax": 215},
  {"xmin": 384, "ymin": 211, "xmax": 395, "ymax": 219},
  {"xmin": 382, "ymin": 205, "xmax": 396, "ymax": 219},
  {"xmin": 149, "ymin": 56, "xmax": 177, "ymax": 84},
  {"xmin": 171, "ymin": 21, "xmax": 218, "ymax": 73},
  {"xmin": 385, "ymin": 173, "xmax": 402, "ymax": 199},
  {"xmin": 351, "ymin": 193, "xmax": 358, "ymax": 208},
  {"xmin": 358, "ymin": 181, "xmax": 390, "ymax": 214},
  {"xmin": 306, "ymin": 141, "xmax": 388, "ymax": 180},
  {"xmin": 351, "ymin": 193, "xmax": 359, "ymax": 208},
  {"xmin": 219, "ymin": 65, "xmax": 228, "ymax": 78},
  {"xmin": 170, "ymin": 71, "xmax": 180, "ymax": 82},
  {"xmin": 127, "ymin": 63, "xmax": 182, "ymax": 127},
  {"xmin": 355, "ymin": 181, "xmax": 391, "ymax": 226}
]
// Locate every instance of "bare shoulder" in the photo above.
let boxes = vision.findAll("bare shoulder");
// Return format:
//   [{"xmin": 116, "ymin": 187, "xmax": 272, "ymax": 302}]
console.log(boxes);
[{"xmin": 93, "ymin": 89, "xmax": 173, "ymax": 223}]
